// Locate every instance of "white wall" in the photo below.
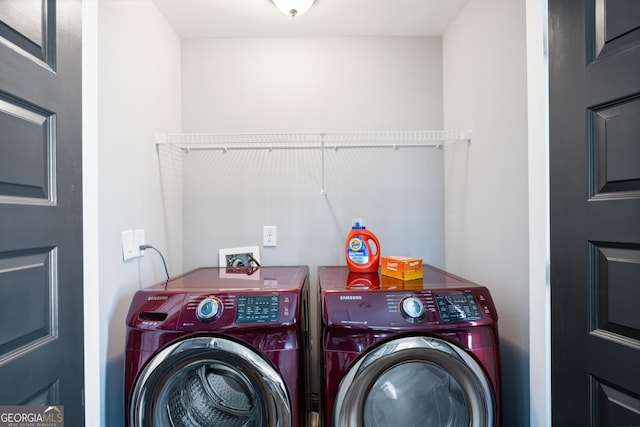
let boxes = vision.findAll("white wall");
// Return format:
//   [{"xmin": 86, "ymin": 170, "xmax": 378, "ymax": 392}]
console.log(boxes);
[
  {"xmin": 97, "ymin": 1, "xmax": 182, "ymax": 424},
  {"xmin": 443, "ymin": 0, "xmax": 530, "ymax": 425}
]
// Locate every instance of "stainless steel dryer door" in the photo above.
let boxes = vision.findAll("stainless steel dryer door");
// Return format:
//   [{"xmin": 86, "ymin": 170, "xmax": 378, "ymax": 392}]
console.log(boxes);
[
  {"xmin": 130, "ymin": 336, "xmax": 292, "ymax": 427},
  {"xmin": 333, "ymin": 336, "xmax": 495, "ymax": 427}
]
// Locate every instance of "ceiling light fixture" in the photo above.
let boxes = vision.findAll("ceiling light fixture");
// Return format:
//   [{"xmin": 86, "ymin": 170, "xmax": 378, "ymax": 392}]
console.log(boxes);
[{"xmin": 271, "ymin": 0, "xmax": 315, "ymax": 17}]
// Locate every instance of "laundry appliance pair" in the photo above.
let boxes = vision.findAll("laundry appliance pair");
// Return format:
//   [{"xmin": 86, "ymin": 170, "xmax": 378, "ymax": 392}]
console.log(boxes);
[
  {"xmin": 125, "ymin": 264, "xmax": 501, "ymax": 427},
  {"xmin": 124, "ymin": 266, "xmax": 311, "ymax": 427},
  {"xmin": 319, "ymin": 265, "xmax": 502, "ymax": 427}
]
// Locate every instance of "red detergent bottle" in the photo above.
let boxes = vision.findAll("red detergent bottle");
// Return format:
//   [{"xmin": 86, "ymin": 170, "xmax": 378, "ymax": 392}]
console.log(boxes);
[{"xmin": 345, "ymin": 218, "xmax": 381, "ymax": 273}]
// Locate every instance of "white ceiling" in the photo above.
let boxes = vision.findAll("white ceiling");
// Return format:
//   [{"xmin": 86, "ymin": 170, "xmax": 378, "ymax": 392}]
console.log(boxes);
[{"xmin": 151, "ymin": 0, "xmax": 469, "ymax": 39}]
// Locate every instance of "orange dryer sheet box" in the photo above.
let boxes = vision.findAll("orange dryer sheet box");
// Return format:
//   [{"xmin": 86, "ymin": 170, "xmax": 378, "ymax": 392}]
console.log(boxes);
[{"xmin": 381, "ymin": 256, "xmax": 423, "ymax": 281}]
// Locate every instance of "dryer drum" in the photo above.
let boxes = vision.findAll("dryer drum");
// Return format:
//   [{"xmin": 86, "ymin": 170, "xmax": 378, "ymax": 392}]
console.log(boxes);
[
  {"xmin": 364, "ymin": 360, "xmax": 470, "ymax": 426},
  {"xmin": 333, "ymin": 336, "xmax": 494, "ymax": 427}
]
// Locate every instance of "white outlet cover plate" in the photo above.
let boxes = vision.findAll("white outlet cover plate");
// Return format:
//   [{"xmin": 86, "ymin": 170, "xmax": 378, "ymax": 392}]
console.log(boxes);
[
  {"xmin": 122, "ymin": 230, "xmax": 140, "ymax": 260},
  {"xmin": 263, "ymin": 225, "xmax": 277, "ymax": 247}
]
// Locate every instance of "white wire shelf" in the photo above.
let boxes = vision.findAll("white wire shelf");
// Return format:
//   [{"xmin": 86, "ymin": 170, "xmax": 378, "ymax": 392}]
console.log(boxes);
[
  {"xmin": 155, "ymin": 130, "xmax": 471, "ymax": 152},
  {"xmin": 156, "ymin": 130, "xmax": 471, "ymax": 195}
]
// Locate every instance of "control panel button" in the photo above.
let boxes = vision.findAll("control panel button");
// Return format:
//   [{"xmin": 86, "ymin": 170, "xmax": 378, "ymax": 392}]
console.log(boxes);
[
  {"xmin": 196, "ymin": 297, "xmax": 222, "ymax": 322},
  {"xmin": 399, "ymin": 295, "xmax": 425, "ymax": 322}
]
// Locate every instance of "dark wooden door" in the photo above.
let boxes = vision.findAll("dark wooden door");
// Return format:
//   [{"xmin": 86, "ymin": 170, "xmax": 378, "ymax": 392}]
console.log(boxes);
[
  {"xmin": 550, "ymin": 0, "xmax": 640, "ymax": 425},
  {"xmin": 0, "ymin": 0, "xmax": 84, "ymax": 425}
]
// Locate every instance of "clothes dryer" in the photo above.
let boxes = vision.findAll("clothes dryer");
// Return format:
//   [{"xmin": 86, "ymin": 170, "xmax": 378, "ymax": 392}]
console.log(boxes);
[
  {"xmin": 125, "ymin": 266, "xmax": 310, "ymax": 427},
  {"xmin": 319, "ymin": 265, "xmax": 501, "ymax": 427}
]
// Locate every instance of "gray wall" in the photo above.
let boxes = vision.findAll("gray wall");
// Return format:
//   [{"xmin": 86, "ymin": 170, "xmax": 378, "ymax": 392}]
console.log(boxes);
[
  {"xmin": 443, "ymin": 0, "xmax": 530, "ymax": 425},
  {"xmin": 178, "ymin": 37, "xmax": 447, "ymax": 393},
  {"xmin": 95, "ymin": 1, "xmax": 182, "ymax": 425},
  {"xmin": 180, "ymin": 38, "xmax": 446, "ymax": 273}
]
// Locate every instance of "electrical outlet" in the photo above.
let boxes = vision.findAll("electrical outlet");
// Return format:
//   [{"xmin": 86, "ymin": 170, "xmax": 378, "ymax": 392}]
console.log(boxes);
[
  {"xmin": 263, "ymin": 226, "xmax": 277, "ymax": 247},
  {"xmin": 122, "ymin": 230, "xmax": 140, "ymax": 260},
  {"xmin": 134, "ymin": 229, "xmax": 145, "ymax": 255}
]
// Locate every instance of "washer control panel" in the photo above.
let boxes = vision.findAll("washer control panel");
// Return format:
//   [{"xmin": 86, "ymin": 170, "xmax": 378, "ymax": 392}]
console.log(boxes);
[{"xmin": 174, "ymin": 291, "xmax": 299, "ymax": 330}]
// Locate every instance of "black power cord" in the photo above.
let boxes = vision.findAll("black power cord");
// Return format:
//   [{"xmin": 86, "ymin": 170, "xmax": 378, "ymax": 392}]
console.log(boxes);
[{"xmin": 139, "ymin": 244, "xmax": 170, "ymax": 281}]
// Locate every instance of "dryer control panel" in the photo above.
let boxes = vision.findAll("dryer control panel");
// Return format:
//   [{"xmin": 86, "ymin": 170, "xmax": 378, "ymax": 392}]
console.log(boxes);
[
  {"xmin": 319, "ymin": 265, "xmax": 497, "ymax": 331},
  {"xmin": 322, "ymin": 288, "xmax": 496, "ymax": 330},
  {"xmin": 434, "ymin": 291, "xmax": 483, "ymax": 322}
]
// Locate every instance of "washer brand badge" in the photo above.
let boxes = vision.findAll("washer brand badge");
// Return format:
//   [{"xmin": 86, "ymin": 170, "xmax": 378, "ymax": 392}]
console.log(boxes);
[
  {"xmin": 0, "ymin": 405, "xmax": 64, "ymax": 427},
  {"xmin": 339, "ymin": 295, "xmax": 362, "ymax": 300},
  {"xmin": 147, "ymin": 296, "xmax": 168, "ymax": 301}
]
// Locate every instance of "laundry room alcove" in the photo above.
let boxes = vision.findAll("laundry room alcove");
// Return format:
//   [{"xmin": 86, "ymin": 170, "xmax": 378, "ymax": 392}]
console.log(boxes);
[{"xmin": 153, "ymin": 128, "xmax": 471, "ymax": 393}]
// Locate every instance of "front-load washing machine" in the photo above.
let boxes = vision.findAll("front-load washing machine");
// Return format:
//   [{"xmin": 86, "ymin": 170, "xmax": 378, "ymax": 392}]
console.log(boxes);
[
  {"xmin": 125, "ymin": 266, "xmax": 310, "ymax": 427},
  {"xmin": 319, "ymin": 265, "xmax": 501, "ymax": 427}
]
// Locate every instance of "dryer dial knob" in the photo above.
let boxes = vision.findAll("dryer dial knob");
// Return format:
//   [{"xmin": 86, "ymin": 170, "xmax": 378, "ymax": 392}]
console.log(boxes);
[
  {"xmin": 399, "ymin": 296, "xmax": 425, "ymax": 321},
  {"xmin": 196, "ymin": 297, "xmax": 222, "ymax": 321}
]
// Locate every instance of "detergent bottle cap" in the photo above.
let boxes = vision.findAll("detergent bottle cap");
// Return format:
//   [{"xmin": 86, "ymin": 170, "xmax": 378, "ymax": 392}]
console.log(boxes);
[{"xmin": 352, "ymin": 218, "xmax": 366, "ymax": 229}]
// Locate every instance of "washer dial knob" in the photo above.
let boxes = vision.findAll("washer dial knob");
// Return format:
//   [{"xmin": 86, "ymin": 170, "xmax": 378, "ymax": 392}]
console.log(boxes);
[
  {"xmin": 196, "ymin": 297, "xmax": 222, "ymax": 321},
  {"xmin": 399, "ymin": 296, "xmax": 425, "ymax": 321}
]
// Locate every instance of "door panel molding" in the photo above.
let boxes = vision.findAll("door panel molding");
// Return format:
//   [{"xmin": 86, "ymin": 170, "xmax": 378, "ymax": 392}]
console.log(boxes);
[
  {"xmin": 0, "ymin": 248, "xmax": 58, "ymax": 366},
  {"xmin": 0, "ymin": 92, "xmax": 56, "ymax": 205},
  {"xmin": 0, "ymin": 0, "xmax": 56, "ymax": 69}
]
